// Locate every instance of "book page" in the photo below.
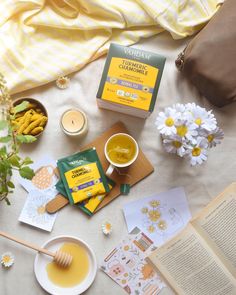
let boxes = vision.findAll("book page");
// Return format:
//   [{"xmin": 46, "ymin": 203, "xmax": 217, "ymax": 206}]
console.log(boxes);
[
  {"xmin": 148, "ymin": 224, "xmax": 236, "ymax": 295},
  {"xmin": 192, "ymin": 182, "xmax": 236, "ymax": 276}
]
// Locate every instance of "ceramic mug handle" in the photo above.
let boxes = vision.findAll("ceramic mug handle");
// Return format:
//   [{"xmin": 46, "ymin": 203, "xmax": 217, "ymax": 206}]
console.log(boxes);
[{"xmin": 106, "ymin": 164, "xmax": 115, "ymax": 177}]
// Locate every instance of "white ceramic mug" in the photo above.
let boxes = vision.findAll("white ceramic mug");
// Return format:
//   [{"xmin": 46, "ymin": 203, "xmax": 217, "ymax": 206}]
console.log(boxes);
[{"xmin": 104, "ymin": 133, "xmax": 139, "ymax": 177}]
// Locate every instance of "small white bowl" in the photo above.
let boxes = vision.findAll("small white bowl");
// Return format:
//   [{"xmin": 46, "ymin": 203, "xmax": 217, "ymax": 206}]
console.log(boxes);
[{"xmin": 34, "ymin": 236, "xmax": 97, "ymax": 295}]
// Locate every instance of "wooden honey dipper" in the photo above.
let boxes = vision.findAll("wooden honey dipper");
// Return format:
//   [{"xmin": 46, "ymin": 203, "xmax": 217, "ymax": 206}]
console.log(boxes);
[{"xmin": 0, "ymin": 231, "xmax": 73, "ymax": 268}]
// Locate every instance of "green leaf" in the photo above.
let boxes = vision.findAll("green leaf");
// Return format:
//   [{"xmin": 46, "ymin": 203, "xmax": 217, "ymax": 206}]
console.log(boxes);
[
  {"xmin": 19, "ymin": 166, "xmax": 35, "ymax": 179},
  {"xmin": 16, "ymin": 134, "xmax": 37, "ymax": 143},
  {"xmin": 0, "ymin": 120, "xmax": 7, "ymax": 130},
  {"xmin": 0, "ymin": 167, "xmax": 7, "ymax": 178},
  {"xmin": 0, "ymin": 183, "xmax": 8, "ymax": 193},
  {"xmin": 7, "ymin": 181, "xmax": 15, "ymax": 188},
  {"xmin": 22, "ymin": 156, "xmax": 33, "ymax": 165},
  {"xmin": 0, "ymin": 160, "xmax": 10, "ymax": 177},
  {"xmin": 0, "ymin": 136, "xmax": 11, "ymax": 143},
  {"xmin": 13, "ymin": 101, "xmax": 29, "ymax": 114},
  {"xmin": 9, "ymin": 154, "xmax": 20, "ymax": 167},
  {"xmin": 0, "ymin": 146, "xmax": 7, "ymax": 157}
]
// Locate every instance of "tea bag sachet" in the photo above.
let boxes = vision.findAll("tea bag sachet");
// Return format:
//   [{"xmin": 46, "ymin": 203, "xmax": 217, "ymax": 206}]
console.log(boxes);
[
  {"xmin": 56, "ymin": 177, "xmax": 115, "ymax": 216},
  {"xmin": 76, "ymin": 178, "xmax": 115, "ymax": 215},
  {"xmin": 57, "ymin": 148, "xmax": 110, "ymax": 204}
]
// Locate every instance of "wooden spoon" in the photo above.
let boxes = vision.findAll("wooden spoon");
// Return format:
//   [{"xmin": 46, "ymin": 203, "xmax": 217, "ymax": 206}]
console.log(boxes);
[{"xmin": 0, "ymin": 231, "xmax": 72, "ymax": 268}]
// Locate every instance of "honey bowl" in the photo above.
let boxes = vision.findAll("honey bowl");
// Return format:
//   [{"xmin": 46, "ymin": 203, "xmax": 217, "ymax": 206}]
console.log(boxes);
[
  {"xmin": 12, "ymin": 97, "xmax": 48, "ymax": 138},
  {"xmin": 34, "ymin": 236, "xmax": 97, "ymax": 295}
]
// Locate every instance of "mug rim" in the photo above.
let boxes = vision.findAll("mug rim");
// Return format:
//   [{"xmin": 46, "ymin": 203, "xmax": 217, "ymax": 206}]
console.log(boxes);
[{"xmin": 104, "ymin": 132, "xmax": 139, "ymax": 168}]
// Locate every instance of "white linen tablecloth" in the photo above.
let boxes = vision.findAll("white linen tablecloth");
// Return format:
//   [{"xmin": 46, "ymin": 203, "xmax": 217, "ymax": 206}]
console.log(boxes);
[{"xmin": 1, "ymin": 32, "xmax": 236, "ymax": 295}]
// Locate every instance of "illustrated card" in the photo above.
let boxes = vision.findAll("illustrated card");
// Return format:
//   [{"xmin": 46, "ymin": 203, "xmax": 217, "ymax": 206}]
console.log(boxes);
[
  {"xmin": 18, "ymin": 155, "xmax": 58, "ymax": 193},
  {"xmin": 18, "ymin": 189, "xmax": 58, "ymax": 232},
  {"xmin": 123, "ymin": 187, "xmax": 191, "ymax": 247},
  {"xmin": 100, "ymin": 227, "xmax": 166, "ymax": 294}
]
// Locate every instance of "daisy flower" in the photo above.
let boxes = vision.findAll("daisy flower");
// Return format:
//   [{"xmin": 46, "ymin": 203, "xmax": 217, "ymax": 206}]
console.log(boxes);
[
  {"xmin": 187, "ymin": 137, "xmax": 208, "ymax": 166},
  {"xmin": 191, "ymin": 105, "xmax": 217, "ymax": 131},
  {"xmin": 158, "ymin": 220, "xmax": 167, "ymax": 230},
  {"xmin": 56, "ymin": 76, "xmax": 70, "ymax": 89},
  {"xmin": 175, "ymin": 119, "xmax": 198, "ymax": 142},
  {"xmin": 155, "ymin": 103, "xmax": 223, "ymax": 166},
  {"xmin": 185, "ymin": 102, "xmax": 197, "ymax": 112},
  {"xmin": 162, "ymin": 135, "xmax": 187, "ymax": 157},
  {"xmin": 206, "ymin": 128, "xmax": 224, "ymax": 148},
  {"xmin": 1, "ymin": 252, "xmax": 14, "ymax": 268},
  {"xmin": 172, "ymin": 103, "xmax": 186, "ymax": 114},
  {"xmin": 102, "ymin": 221, "xmax": 112, "ymax": 235},
  {"xmin": 149, "ymin": 200, "xmax": 160, "ymax": 208},
  {"xmin": 148, "ymin": 209, "xmax": 161, "ymax": 222},
  {"xmin": 147, "ymin": 225, "xmax": 156, "ymax": 233},
  {"xmin": 155, "ymin": 108, "xmax": 178, "ymax": 136}
]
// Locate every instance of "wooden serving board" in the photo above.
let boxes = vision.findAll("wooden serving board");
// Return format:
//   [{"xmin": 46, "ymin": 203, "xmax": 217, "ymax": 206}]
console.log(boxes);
[
  {"xmin": 82, "ymin": 121, "xmax": 154, "ymax": 212},
  {"xmin": 46, "ymin": 121, "xmax": 154, "ymax": 214}
]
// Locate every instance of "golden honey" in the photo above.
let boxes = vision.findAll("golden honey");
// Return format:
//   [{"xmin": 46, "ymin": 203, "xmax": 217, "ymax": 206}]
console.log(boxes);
[{"xmin": 46, "ymin": 242, "xmax": 89, "ymax": 287}]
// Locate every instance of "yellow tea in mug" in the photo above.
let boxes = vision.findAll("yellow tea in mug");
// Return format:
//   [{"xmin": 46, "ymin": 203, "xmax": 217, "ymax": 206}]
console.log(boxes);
[{"xmin": 106, "ymin": 134, "xmax": 137, "ymax": 165}]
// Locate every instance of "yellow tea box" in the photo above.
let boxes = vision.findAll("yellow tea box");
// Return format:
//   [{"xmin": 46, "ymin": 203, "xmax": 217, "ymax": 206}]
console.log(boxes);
[{"xmin": 97, "ymin": 43, "xmax": 166, "ymax": 118}]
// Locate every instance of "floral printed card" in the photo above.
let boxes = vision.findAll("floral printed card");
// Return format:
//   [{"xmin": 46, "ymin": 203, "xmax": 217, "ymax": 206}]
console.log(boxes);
[
  {"xmin": 18, "ymin": 190, "xmax": 58, "ymax": 232},
  {"xmin": 101, "ymin": 227, "xmax": 166, "ymax": 295},
  {"xmin": 18, "ymin": 155, "xmax": 58, "ymax": 194},
  {"xmin": 123, "ymin": 187, "xmax": 191, "ymax": 247}
]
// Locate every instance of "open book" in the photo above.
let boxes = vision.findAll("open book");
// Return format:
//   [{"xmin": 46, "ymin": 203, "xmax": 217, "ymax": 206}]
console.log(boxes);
[{"xmin": 148, "ymin": 182, "xmax": 236, "ymax": 295}]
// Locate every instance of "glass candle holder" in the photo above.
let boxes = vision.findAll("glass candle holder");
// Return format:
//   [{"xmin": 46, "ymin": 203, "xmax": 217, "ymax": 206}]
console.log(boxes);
[{"xmin": 60, "ymin": 109, "xmax": 88, "ymax": 137}]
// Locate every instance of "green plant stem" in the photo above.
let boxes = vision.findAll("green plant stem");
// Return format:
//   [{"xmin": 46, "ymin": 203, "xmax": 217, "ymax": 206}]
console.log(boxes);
[{"xmin": 0, "ymin": 73, "xmax": 35, "ymax": 204}]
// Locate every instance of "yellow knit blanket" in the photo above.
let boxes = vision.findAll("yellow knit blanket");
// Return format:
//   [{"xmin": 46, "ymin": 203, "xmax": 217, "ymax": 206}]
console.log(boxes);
[{"xmin": 0, "ymin": 0, "xmax": 222, "ymax": 94}]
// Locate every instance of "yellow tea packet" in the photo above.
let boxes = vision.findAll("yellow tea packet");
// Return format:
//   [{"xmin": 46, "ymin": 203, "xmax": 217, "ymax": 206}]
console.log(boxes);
[
  {"xmin": 79, "ymin": 180, "xmax": 115, "ymax": 215},
  {"xmin": 57, "ymin": 148, "xmax": 110, "ymax": 204},
  {"xmin": 56, "ymin": 178, "xmax": 115, "ymax": 216},
  {"xmin": 82, "ymin": 193, "xmax": 106, "ymax": 214}
]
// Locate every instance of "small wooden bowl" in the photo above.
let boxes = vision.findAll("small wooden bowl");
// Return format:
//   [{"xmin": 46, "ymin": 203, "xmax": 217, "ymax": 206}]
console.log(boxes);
[{"xmin": 12, "ymin": 97, "xmax": 48, "ymax": 137}]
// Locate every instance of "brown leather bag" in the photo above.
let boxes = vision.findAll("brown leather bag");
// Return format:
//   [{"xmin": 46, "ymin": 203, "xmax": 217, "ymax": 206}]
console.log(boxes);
[{"xmin": 175, "ymin": 0, "xmax": 236, "ymax": 107}]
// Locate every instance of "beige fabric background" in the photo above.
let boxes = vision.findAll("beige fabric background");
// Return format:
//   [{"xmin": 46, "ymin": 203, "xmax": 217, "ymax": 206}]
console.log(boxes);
[{"xmin": 0, "ymin": 32, "xmax": 235, "ymax": 295}]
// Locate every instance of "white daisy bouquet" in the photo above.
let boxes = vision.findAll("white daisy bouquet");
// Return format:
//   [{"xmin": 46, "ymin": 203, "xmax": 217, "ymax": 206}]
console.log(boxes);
[{"xmin": 155, "ymin": 103, "xmax": 224, "ymax": 166}]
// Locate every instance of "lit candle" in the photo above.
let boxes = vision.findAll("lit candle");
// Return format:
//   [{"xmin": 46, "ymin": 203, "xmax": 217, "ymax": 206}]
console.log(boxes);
[{"xmin": 60, "ymin": 109, "xmax": 88, "ymax": 137}]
